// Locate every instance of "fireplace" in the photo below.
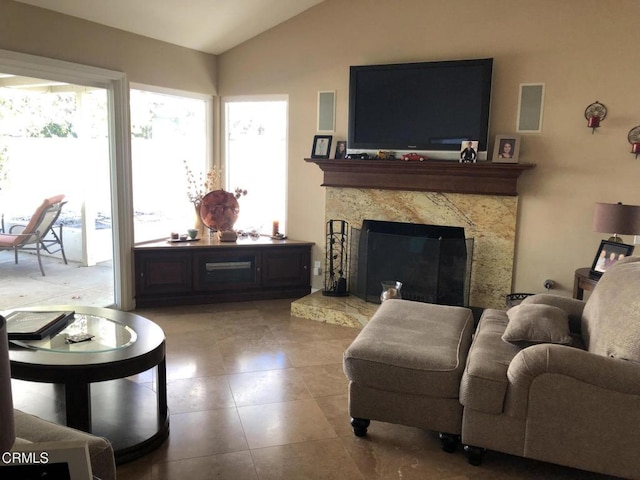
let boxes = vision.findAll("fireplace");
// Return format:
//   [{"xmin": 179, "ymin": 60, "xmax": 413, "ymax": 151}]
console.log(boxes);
[
  {"xmin": 351, "ymin": 220, "xmax": 472, "ymax": 306},
  {"xmin": 292, "ymin": 162, "xmax": 531, "ymax": 327}
]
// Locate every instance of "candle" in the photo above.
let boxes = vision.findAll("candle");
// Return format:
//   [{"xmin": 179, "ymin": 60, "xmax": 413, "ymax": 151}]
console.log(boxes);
[
  {"xmin": 588, "ymin": 116, "xmax": 600, "ymax": 128},
  {"xmin": 272, "ymin": 220, "xmax": 279, "ymax": 237}
]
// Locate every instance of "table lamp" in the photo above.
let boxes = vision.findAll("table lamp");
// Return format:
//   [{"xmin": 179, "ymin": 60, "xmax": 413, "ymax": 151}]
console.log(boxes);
[
  {"xmin": 593, "ymin": 202, "xmax": 640, "ymax": 243},
  {"xmin": 0, "ymin": 315, "xmax": 16, "ymax": 451}
]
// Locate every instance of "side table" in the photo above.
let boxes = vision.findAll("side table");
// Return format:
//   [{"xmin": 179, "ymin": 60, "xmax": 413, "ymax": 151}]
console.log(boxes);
[{"xmin": 573, "ymin": 268, "xmax": 600, "ymax": 300}]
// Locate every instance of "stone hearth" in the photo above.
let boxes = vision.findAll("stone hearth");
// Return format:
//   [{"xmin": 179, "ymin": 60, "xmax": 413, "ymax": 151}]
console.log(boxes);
[{"xmin": 291, "ymin": 291, "xmax": 377, "ymax": 329}]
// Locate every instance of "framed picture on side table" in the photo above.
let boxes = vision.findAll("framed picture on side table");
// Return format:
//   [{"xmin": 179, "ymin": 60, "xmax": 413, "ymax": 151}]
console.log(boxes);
[
  {"xmin": 492, "ymin": 134, "xmax": 521, "ymax": 163},
  {"xmin": 311, "ymin": 135, "xmax": 332, "ymax": 159},
  {"xmin": 590, "ymin": 240, "xmax": 635, "ymax": 277}
]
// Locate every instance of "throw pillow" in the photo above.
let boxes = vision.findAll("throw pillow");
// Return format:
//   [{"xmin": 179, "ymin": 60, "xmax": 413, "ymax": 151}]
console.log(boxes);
[{"xmin": 502, "ymin": 303, "xmax": 572, "ymax": 347}]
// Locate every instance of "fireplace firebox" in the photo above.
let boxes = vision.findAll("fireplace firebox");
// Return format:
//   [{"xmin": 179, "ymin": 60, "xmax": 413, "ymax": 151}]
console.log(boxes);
[{"xmin": 350, "ymin": 220, "xmax": 472, "ymax": 306}]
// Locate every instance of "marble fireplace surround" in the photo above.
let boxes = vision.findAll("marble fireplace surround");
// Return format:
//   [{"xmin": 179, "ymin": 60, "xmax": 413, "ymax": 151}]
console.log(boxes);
[{"xmin": 293, "ymin": 160, "xmax": 534, "ymax": 327}]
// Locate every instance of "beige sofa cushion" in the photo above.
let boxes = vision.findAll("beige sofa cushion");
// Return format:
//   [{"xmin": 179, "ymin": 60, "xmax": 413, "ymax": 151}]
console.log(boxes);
[
  {"xmin": 459, "ymin": 309, "xmax": 521, "ymax": 414},
  {"xmin": 582, "ymin": 257, "xmax": 640, "ymax": 361},
  {"xmin": 502, "ymin": 304, "xmax": 571, "ymax": 347}
]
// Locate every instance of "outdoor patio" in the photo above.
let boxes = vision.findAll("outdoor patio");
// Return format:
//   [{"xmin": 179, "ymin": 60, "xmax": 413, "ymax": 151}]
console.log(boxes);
[{"xmin": 0, "ymin": 252, "xmax": 113, "ymax": 311}]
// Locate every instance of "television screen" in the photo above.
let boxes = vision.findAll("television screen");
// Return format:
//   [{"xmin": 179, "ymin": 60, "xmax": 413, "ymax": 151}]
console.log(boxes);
[{"xmin": 348, "ymin": 58, "xmax": 493, "ymax": 156}]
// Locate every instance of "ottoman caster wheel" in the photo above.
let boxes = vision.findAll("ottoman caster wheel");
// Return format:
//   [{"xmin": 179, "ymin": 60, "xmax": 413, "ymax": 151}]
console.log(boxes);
[
  {"xmin": 463, "ymin": 444, "xmax": 486, "ymax": 466},
  {"xmin": 438, "ymin": 432, "xmax": 460, "ymax": 453},
  {"xmin": 351, "ymin": 417, "xmax": 370, "ymax": 437}
]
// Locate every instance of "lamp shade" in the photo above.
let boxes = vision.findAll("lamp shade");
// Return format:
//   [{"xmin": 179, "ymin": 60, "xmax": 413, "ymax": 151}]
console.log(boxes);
[
  {"xmin": 593, "ymin": 202, "xmax": 640, "ymax": 235},
  {"xmin": 0, "ymin": 316, "xmax": 16, "ymax": 451}
]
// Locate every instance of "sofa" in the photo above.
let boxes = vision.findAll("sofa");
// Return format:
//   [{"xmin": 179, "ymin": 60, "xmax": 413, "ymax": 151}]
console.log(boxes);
[
  {"xmin": 344, "ymin": 256, "xmax": 640, "ymax": 479},
  {"xmin": 460, "ymin": 255, "xmax": 640, "ymax": 478},
  {"xmin": 0, "ymin": 315, "xmax": 116, "ymax": 480}
]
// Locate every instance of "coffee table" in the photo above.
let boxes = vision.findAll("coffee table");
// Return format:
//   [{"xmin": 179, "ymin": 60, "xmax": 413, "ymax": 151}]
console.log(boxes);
[{"xmin": 6, "ymin": 305, "xmax": 168, "ymax": 464}]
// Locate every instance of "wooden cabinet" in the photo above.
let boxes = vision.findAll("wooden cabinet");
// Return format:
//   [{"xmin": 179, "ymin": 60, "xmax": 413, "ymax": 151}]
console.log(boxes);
[
  {"xmin": 135, "ymin": 251, "xmax": 192, "ymax": 295},
  {"xmin": 134, "ymin": 237, "xmax": 313, "ymax": 307},
  {"xmin": 262, "ymin": 246, "xmax": 311, "ymax": 288}
]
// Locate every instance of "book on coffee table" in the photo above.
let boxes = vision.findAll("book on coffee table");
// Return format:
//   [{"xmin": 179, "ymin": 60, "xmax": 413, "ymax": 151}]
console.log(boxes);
[{"xmin": 5, "ymin": 310, "xmax": 75, "ymax": 340}]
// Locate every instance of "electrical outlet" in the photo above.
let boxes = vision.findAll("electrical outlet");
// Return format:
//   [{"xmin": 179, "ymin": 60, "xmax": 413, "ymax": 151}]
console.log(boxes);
[
  {"xmin": 314, "ymin": 260, "xmax": 321, "ymax": 268},
  {"xmin": 313, "ymin": 267, "xmax": 322, "ymax": 276}
]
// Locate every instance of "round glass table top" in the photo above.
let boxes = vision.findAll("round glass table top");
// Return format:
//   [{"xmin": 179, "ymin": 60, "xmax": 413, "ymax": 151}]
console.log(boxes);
[{"xmin": 11, "ymin": 313, "xmax": 137, "ymax": 353}]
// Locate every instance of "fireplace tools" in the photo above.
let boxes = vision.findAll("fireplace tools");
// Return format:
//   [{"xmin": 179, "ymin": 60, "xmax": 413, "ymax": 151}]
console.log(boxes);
[{"xmin": 323, "ymin": 219, "xmax": 349, "ymax": 296}]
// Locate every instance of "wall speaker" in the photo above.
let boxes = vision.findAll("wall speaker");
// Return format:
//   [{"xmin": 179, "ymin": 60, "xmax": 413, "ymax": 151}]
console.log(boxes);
[
  {"xmin": 317, "ymin": 91, "xmax": 335, "ymax": 133},
  {"xmin": 517, "ymin": 83, "xmax": 545, "ymax": 133}
]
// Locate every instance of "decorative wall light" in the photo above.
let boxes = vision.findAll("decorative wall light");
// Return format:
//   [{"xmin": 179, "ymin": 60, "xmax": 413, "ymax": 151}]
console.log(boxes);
[
  {"xmin": 628, "ymin": 126, "xmax": 640, "ymax": 158},
  {"xmin": 584, "ymin": 101, "xmax": 606, "ymax": 133}
]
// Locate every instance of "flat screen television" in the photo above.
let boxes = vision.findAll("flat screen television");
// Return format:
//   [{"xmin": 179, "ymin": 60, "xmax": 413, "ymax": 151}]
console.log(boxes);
[{"xmin": 348, "ymin": 58, "xmax": 493, "ymax": 159}]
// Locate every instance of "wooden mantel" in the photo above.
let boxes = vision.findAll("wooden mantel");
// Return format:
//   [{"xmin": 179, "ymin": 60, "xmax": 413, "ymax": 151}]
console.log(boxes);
[{"xmin": 305, "ymin": 158, "xmax": 535, "ymax": 196}]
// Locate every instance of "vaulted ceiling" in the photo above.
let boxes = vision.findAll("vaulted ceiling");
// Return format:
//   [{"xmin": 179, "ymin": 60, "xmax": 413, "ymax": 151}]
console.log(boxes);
[{"xmin": 13, "ymin": 0, "xmax": 325, "ymax": 55}]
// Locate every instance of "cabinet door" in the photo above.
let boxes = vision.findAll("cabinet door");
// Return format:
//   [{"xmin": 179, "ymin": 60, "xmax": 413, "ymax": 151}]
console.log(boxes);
[
  {"xmin": 194, "ymin": 250, "xmax": 260, "ymax": 291},
  {"xmin": 261, "ymin": 247, "xmax": 311, "ymax": 288},
  {"xmin": 135, "ymin": 251, "xmax": 192, "ymax": 295}
]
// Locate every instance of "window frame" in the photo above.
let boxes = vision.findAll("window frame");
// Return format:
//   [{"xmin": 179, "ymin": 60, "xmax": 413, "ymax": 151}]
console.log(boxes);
[
  {"xmin": 129, "ymin": 83, "xmax": 214, "ymax": 243},
  {"xmin": 221, "ymin": 95, "xmax": 289, "ymax": 235}
]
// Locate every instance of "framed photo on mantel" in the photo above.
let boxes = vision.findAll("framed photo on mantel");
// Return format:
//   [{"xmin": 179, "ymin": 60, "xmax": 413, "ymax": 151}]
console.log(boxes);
[
  {"xmin": 311, "ymin": 135, "xmax": 332, "ymax": 159},
  {"xmin": 492, "ymin": 134, "xmax": 521, "ymax": 163}
]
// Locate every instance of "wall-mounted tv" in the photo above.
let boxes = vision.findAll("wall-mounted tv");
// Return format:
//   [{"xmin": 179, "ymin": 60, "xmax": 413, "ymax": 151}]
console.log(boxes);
[{"xmin": 348, "ymin": 58, "xmax": 493, "ymax": 158}]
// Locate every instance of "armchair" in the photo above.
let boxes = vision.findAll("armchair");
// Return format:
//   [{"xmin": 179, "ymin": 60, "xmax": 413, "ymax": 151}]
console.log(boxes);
[
  {"xmin": 460, "ymin": 256, "xmax": 640, "ymax": 479},
  {"xmin": 0, "ymin": 194, "xmax": 67, "ymax": 276}
]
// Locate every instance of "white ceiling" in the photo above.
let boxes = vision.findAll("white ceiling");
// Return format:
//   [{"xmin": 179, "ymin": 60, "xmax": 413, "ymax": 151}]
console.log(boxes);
[{"xmin": 14, "ymin": 0, "xmax": 325, "ymax": 55}]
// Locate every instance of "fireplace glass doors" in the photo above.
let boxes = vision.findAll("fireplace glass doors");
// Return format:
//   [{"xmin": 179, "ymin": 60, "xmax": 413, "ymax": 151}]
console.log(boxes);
[{"xmin": 350, "ymin": 220, "xmax": 472, "ymax": 306}]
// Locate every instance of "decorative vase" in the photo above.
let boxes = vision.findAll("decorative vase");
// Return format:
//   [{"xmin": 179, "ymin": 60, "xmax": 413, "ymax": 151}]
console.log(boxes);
[
  {"xmin": 380, "ymin": 281, "xmax": 402, "ymax": 302},
  {"xmin": 194, "ymin": 204, "xmax": 206, "ymax": 237}
]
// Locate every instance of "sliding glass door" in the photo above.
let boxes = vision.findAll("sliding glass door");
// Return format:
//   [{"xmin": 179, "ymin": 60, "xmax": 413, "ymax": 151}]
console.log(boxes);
[{"xmin": 0, "ymin": 49, "xmax": 131, "ymax": 310}]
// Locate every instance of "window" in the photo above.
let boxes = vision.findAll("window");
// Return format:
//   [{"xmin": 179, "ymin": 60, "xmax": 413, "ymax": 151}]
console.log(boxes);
[
  {"xmin": 223, "ymin": 97, "xmax": 288, "ymax": 235},
  {"xmin": 130, "ymin": 87, "xmax": 212, "ymax": 243}
]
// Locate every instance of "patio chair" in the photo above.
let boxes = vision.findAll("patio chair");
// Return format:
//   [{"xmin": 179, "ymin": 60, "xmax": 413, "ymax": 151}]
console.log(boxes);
[{"xmin": 0, "ymin": 194, "xmax": 68, "ymax": 276}]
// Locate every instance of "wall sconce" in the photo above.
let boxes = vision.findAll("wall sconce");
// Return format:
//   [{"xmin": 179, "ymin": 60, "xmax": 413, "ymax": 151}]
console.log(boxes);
[
  {"xmin": 593, "ymin": 202, "xmax": 640, "ymax": 243},
  {"xmin": 584, "ymin": 101, "xmax": 606, "ymax": 133},
  {"xmin": 628, "ymin": 126, "xmax": 640, "ymax": 158}
]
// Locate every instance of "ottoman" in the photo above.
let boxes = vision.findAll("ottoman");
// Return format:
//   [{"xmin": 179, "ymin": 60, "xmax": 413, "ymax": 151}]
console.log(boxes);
[{"xmin": 343, "ymin": 299, "xmax": 474, "ymax": 451}]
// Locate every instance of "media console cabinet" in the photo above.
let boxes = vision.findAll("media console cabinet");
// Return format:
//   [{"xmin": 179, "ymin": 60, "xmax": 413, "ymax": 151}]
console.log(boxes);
[{"xmin": 134, "ymin": 236, "xmax": 314, "ymax": 307}]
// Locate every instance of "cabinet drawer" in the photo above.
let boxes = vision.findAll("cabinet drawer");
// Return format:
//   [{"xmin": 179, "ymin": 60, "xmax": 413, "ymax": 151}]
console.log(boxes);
[{"xmin": 194, "ymin": 251, "xmax": 260, "ymax": 291}]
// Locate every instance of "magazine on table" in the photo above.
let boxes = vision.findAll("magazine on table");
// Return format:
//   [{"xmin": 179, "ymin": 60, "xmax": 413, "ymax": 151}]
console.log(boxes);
[{"xmin": 5, "ymin": 310, "xmax": 75, "ymax": 340}]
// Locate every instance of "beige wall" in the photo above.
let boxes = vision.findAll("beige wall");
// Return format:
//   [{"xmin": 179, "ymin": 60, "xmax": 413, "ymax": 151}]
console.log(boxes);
[
  {"xmin": 1, "ymin": 0, "xmax": 638, "ymax": 302},
  {"xmin": 0, "ymin": 0, "xmax": 217, "ymax": 94},
  {"xmin": 218, "ymin": 0, "xmax": 640, "ymax": 299}
]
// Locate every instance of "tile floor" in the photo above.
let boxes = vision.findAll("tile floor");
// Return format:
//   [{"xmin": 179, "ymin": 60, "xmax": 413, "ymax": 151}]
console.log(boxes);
[
  {"xmin": 116, "ymin": 301, "xmax": 619, "ymax": 480},
  {"xmin": 1, "ymin": 252, "xmax": 620, "ymax": 479}
]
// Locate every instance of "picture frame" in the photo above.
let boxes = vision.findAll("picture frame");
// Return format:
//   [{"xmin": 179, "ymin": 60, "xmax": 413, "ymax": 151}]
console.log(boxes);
[
  {"xmin": 492, "ymin": 134, "xmax": 521, "ymax": 163},
  {"xmin": 334, "ymin": 141, "xmax": 347, "ymax": 159},
  {"xmin": 589, "ymin": 240, "xmax": 635, "ymax": 277},
  {"xmin": 311, "ymin": 135, "xmax": 332, "ymax": 159},
  {"xmin": 459, "ymin": 140, "xmax": 478, "ymax": 163}
]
